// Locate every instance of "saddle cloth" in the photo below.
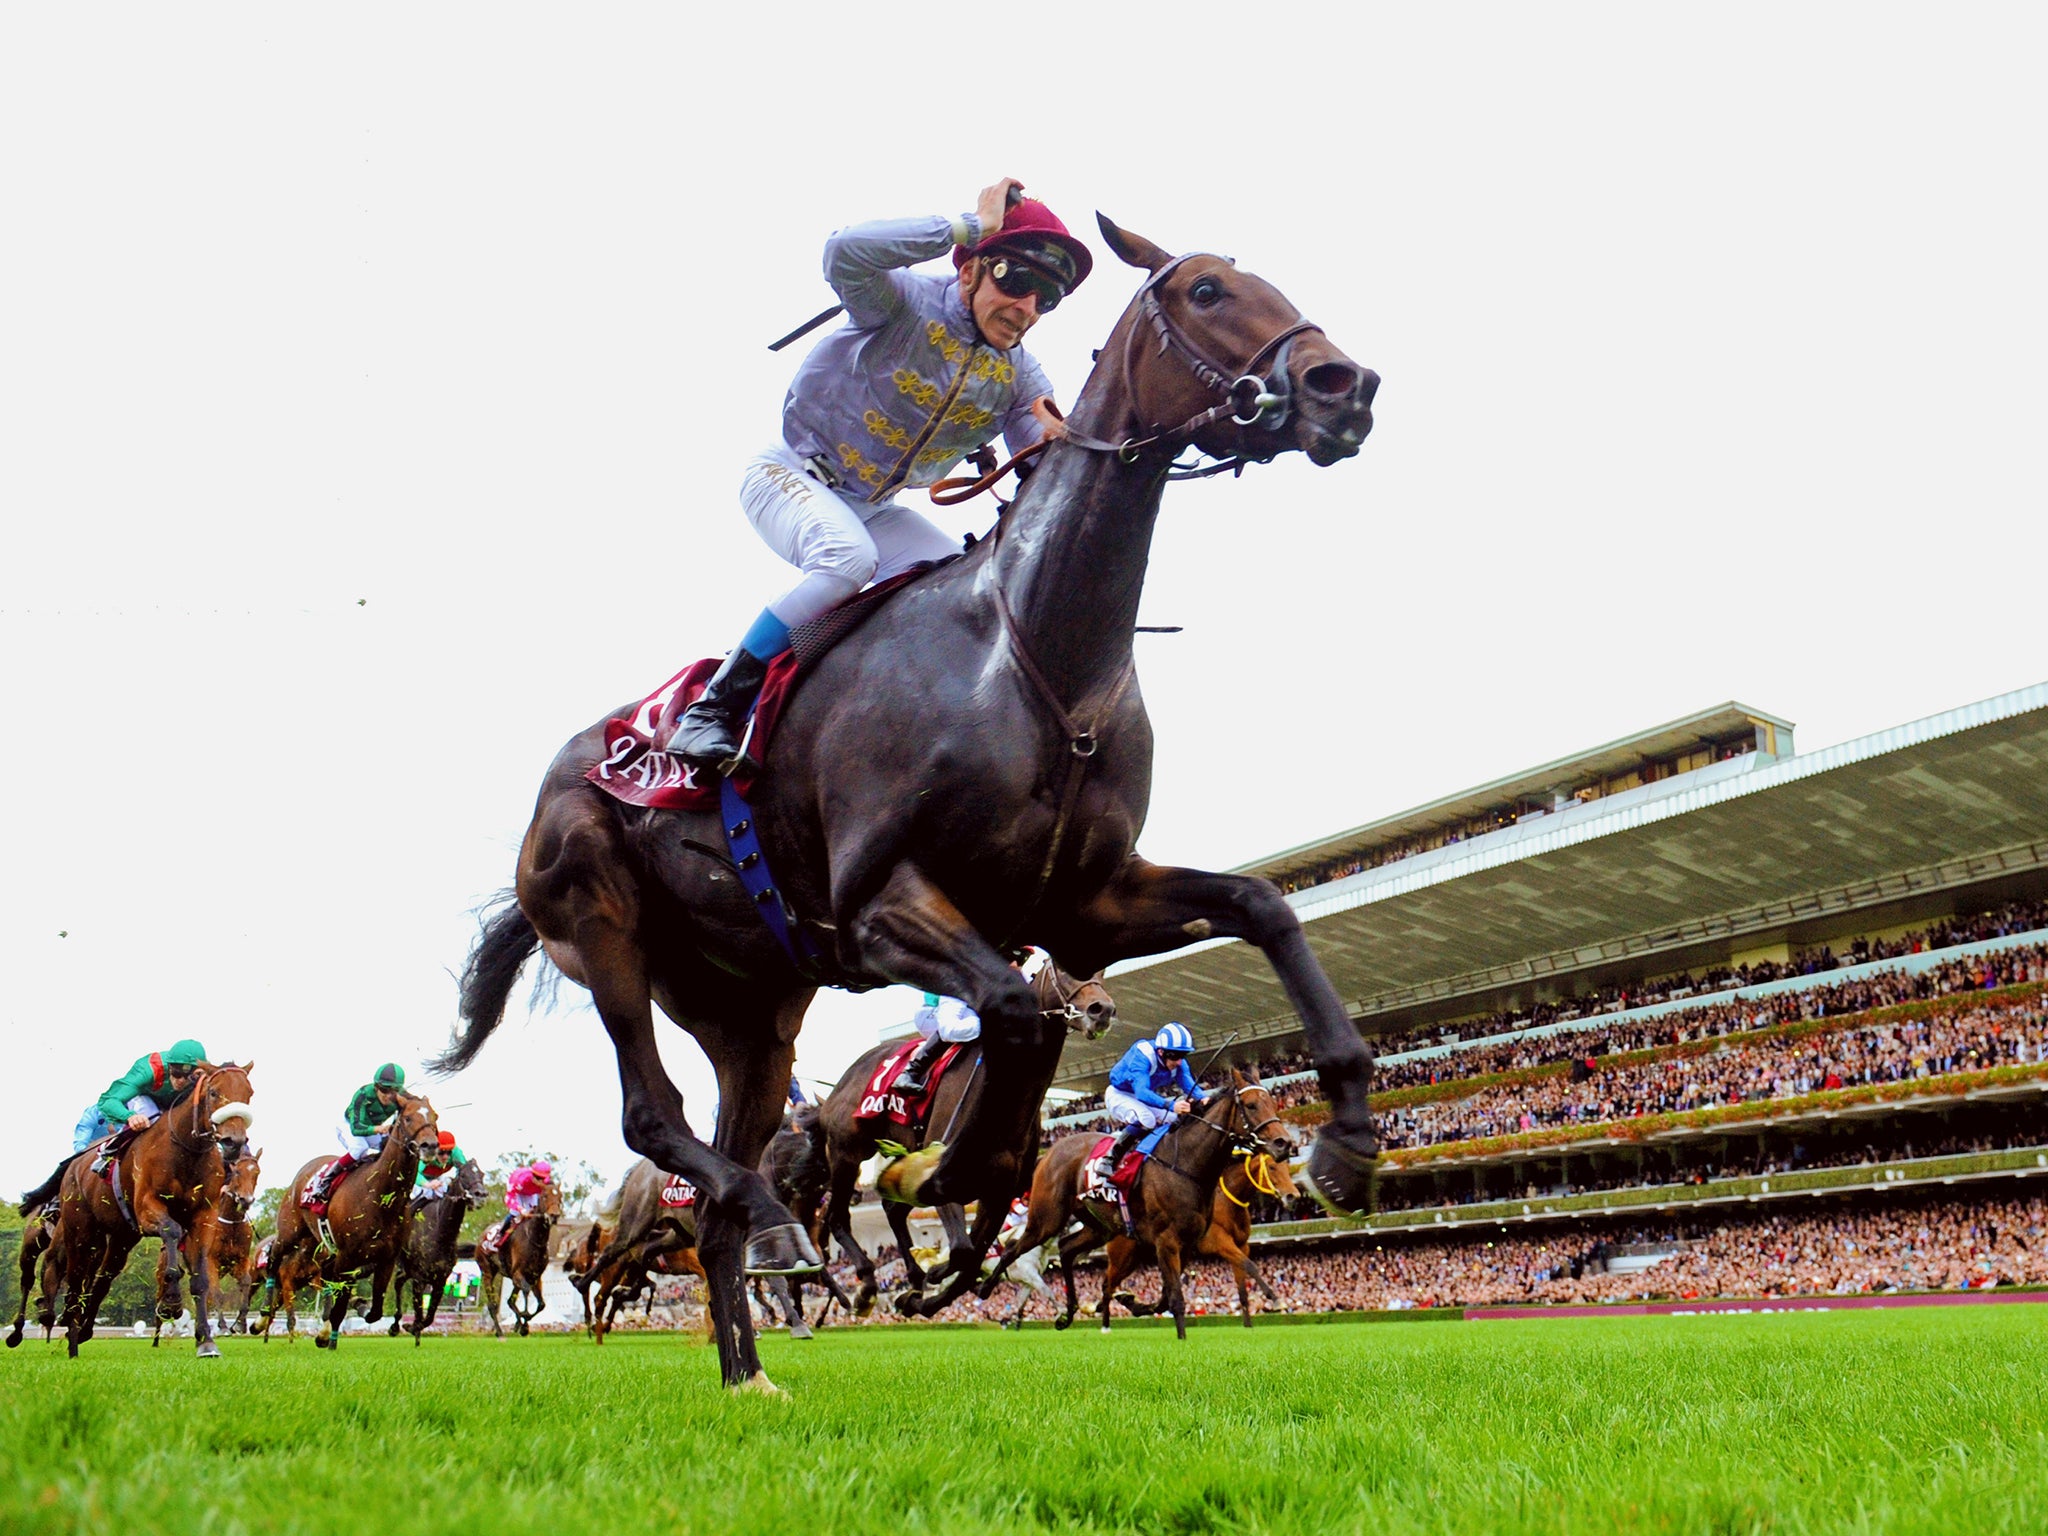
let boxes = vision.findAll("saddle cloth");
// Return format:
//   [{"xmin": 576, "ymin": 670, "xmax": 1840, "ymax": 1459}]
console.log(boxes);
[
  {"xmin": 658, "ymin": 1175, "xmax": 698, "ymax": 1209},
  {"xmin": 298, "ymin": 1156, "xmax": 344, "ymax": 1210},
  {"xmin": 1079, "ymin": 1135, "xmax": 1147, "ymax": 1200},
  {"xmin": 853, "ymin": 1041, "xmax": 963, "ymax": 1131},
  {"xmin": 480, "ymin": 1214, "xmax": 528, "ymax": 1256},
  {"xmin": 584, "ymin": 561, "xmax": 948, "ymax": 813}
]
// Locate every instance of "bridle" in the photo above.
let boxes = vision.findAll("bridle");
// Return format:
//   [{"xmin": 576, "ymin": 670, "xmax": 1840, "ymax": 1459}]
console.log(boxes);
[
  {"xmin": 170, "ymin": 1067, "xmax": 255, "ymax": 1160},
  {"xmin": 1058, "ymin": 253, "xmax": 1326, "ymax": 479},
  {"xmin": 1032, "ymin": 963, "xmax": 1107, "ymax": 1031}
]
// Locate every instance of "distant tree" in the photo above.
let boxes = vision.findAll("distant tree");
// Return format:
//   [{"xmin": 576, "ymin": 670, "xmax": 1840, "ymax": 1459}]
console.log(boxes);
[{"xmin": 250, "ymin": 1186, "xmax": 285, "ymax": 1239}]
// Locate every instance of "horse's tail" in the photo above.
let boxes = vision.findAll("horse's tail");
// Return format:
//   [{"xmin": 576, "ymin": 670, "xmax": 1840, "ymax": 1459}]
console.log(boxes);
[{"xmin": 432, "ymin": 892, "xmax": 540, "ymax": 1073}]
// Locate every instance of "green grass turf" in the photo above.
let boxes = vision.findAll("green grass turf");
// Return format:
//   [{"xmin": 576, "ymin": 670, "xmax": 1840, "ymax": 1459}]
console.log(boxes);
[{"xmin": 4, "ymin": 1308, "xmax": 2047, "ymax": 1535}]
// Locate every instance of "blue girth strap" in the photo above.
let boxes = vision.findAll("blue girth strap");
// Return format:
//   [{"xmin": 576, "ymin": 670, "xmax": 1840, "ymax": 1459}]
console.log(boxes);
[{"xmin": 720, "ymin": 777, "xmax": 824, "ymax": 975}]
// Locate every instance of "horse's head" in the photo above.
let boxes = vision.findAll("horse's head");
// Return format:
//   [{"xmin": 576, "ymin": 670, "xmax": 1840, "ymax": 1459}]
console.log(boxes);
[
  {"xmin": 1090, "ymin": 216, "xmax": 1377, "ymax": 471},
  {"xmin": 1214, "ymin": 1069, "xmax": 1293, "ymax": 1167},
  {"xmin": 193, "ymin": 1062, "xmax": 256, "ymax": 1163},
  {"xmin": 541, "ymin": 1182, "xmax": 565, "ymax": 1221},
  {"xmin": 219, "ymin": 1145, "xmax": 263, "ymax": 1224},
  {"xmin": 1031, "ymin": 960, "xmax": 1117, "ymax": 1040},
  {"xmin": 393, "ymin": 1093, "xmax": 440, "ymax": 1163},
  {"xmin": 455, "ymin": 1157, "xmax": 489, "ymax": 1206}
]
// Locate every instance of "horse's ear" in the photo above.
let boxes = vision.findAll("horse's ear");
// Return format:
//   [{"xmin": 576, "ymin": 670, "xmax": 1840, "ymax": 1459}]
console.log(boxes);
[
  {"xmin": 243, "ymin": 1059, "xmax": 255, "ymax": 1075},
  {"xmin": 1096, "ymin": 214, "xmax": 1171, "ymax": 274},
  {"xmin": 1232, "ymin": 1066, "xmax": 1249, "ymax": 1088}
]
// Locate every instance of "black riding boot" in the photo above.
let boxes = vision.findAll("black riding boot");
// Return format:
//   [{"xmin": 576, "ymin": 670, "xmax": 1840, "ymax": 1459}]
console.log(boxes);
[
  {"xmin": 666, "ymin": 647, "xmax": 773, "ymax": 774},
  {"xmin": 17, "ymin": 1152, "xmax": 74, "ymax": 1220},
  {"xmin": 892, "ymin": 1034, "xmax": 946, "ymax": 1097},
  {"xmin": 1094, "ymin": 1123, "xmax": 1144, "ymax": 1182}
]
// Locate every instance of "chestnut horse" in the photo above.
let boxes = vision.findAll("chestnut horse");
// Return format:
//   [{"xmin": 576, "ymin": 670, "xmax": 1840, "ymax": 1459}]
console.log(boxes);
[
  {"xmin": 582, "ymin": 1158, "xmax": 705, "ymax": 1343},
  {"xmin": 436, "ymin": 217, "xmax": 1379, "ymax": 1388},
  {"xmin": 813, "ymin": 961, "xmax": 1113, "ymax": 1317},
  {"xmin": 1111, "ymin": 1148, "xmax": 1298, "ymax": 1326},
  {"xmin": 261, "ymin": 1092, "xmax": 440, "ymax": 1348},
  {"xmin": 388, "ymin": 1155, "xmax": 489, "ymax": 1344},
  {"xmin": 477, "ymin": 1179, "xmax": 562, "ymax": 1336},
  {"xmin": 154, "ymin": 1145, "xmax": 264, "ymax": 1344},
  {"xmin": 44, "ymin": 1063, "xmax": 255, "ymax": 1358},
  {"xmin": 981, "ymin": 1074, "xmax": 1290, "ymax": 1339}
]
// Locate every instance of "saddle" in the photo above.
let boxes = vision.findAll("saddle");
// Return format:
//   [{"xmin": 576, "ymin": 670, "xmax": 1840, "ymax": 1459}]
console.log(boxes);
[
  {"xmin": 1077, "ymin": 1136, "xmax": 1141, "ymax": 1235},
  {"xmin": 298, "ymin": 1156, "xmax": 347, "ymax": 1213},
  {"xmin": 583, "ymin": 561, "xmax": 953, "ymax": 813},
  {"xmin": 88, "ymin": 1125, "xmax": 142, "ymax": 1179},
  {"xmin": 853, "ymin": 1041, "xmax": 964, "ymax": 1133}
]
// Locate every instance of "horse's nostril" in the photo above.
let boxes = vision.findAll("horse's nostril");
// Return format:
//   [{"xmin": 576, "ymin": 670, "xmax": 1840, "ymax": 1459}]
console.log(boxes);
[{"xmin": 1304, "ymin": 362, "xmax": 1357, "ymax": 398}]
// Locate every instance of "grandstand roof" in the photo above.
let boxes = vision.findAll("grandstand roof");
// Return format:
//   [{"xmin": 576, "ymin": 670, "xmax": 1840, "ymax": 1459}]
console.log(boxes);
[{"xmin": 1061, "ymin": 682, "xmax": 2048, "ymax": 1084}]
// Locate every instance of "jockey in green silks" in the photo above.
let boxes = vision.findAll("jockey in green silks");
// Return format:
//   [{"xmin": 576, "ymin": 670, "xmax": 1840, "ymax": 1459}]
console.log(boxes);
[
  {"xmin": 15, "ymin": 1038, "xmax": 210, "ymax": 1218},
  {"xmin": 303, "ymin": 1062, "xmax": 407, "ymax": 1208}
]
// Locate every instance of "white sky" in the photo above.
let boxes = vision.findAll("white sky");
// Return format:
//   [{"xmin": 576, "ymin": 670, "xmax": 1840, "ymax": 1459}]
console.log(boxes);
[{"xmin": 4, "ymin": 5, "xmax": 2044, "ymax": 1202}]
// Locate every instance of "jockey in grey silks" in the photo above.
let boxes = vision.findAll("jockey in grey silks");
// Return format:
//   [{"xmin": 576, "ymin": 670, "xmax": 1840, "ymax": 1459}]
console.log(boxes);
[{"xmin": 667, "ymin": 177, "xmax": 1092, "ymax": 772}]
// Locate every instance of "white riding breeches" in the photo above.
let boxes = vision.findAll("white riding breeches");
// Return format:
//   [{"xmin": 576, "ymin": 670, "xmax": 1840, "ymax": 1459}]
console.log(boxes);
[
  {"xmin": 1104, "ymin": 1087, "xmax": 1172, "ymax": 1131},
  {"xmin": 913, "ymin": 996, "xmax": 983, "ymax": 1044},
  {"xmin": 337, "ymin": 1127, "xmax": 385, "ymax": 1160},
  {"xmin": 740, "ymin": 445, "xmax": 961, "ymax": 629}
]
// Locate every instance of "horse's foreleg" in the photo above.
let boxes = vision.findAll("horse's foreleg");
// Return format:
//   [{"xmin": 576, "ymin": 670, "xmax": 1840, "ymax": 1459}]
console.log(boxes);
[
  {"xmin": 843, "ymin": 864, "xmax": 1047, "ymax": 1204},
  {"xmin": 823, "ymin": 1163, "xmax": 877, "ymax": 1315},
  {"xmin": 883, "ymin": 1198, "xmax": 926, "ymax": 1309},
  {"xmin": 1057, "ymin": 859, "xmax": 1378, "ymax": 1211},
  {"xmin": 189, "ymin": 1237, "xmax": 219, "ymax": 1357},
  {"xmin": 1155, "ymin": 1233, "xmax": 1189, "ymax": 1341}
]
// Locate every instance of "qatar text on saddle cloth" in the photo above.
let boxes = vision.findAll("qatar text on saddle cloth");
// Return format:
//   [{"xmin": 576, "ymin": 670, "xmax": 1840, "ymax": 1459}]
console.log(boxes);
[
  {"xmin": 854, "ymin": 1041, "xmax": 963, "ymax": 1131},
  {"xmin": 584, "ymin": 564, "xmax": 939, "ymax": 812},
  {"xmin": 659, "ymin": 1176, "xmax": 697, "ymax": 1209}
]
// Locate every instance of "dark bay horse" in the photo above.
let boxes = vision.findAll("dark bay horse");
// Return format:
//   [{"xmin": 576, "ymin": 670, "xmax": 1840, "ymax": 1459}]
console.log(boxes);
[
  {"xmin": 583, "ymin": 1158, "xmax": 704, "ymax": 1343},
  {"xmin": 436, "ymin": 216, "xmax": 1379, "ymax": 1388},
  {"xmin": 477, "ymin": 1180, "xmax": 562, "ymax": 1336},
  {"xmin": 262, "ymin": 1092, "xmax": 440, "ymax": 1348},
  {"xmin": 813, "ymin": 961, "xmax": 1113, "ymax": 1317},
  {"xmin": 756, "ymin": 1106, "xmax": 855, "ymax": 1337},
  {"xmin": 5, "ymin": 1211, "xmax": 61, "ymax": 1348},
  {"xmin": 389, "ymin": 1156, "xmax": 488, "ymax": 1343},
  {"xmin": 982, "ymin": 1074, "xmax": 1291, "ymax": 1339},
  {"xmin": 47, "ymin": 1063, "xmax": 255, "ymax": 1358},
  {"xmin": 1111, "ymin": 1148, "xmax": 1297, "ymax": 1327}
]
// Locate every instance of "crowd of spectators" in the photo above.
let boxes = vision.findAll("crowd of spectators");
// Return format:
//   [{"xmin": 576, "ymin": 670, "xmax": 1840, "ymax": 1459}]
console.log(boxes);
[{"xmin": 1375, "ymin": 994, "xmax": 2048, "ymax": 1151}]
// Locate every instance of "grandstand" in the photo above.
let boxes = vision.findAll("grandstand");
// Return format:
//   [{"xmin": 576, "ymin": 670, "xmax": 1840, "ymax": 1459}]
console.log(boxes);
[{"xmin": 1037, "ymin": 682, "xmax": 2048, "ymax": 1301}]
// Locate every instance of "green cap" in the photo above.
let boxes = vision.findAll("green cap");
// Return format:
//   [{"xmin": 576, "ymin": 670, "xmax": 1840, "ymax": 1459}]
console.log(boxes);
[
  {"xmin": 165, "ymin": 1039, "xmax": 209, "ymax": 1068},
  {"xmin": 374, "ymin": 1062, "xmax": 406, "ymax": 1090}
]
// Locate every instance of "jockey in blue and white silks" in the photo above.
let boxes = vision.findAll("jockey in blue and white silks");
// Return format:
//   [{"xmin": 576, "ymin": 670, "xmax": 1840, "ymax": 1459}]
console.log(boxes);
[
  {"xmin": 1095, "ymin": 1024, "xmax": 1207, "ymax": 1179},
  {"xmin": 666, "ymin": 177, "xmax": 1093, "ymax": 772}
]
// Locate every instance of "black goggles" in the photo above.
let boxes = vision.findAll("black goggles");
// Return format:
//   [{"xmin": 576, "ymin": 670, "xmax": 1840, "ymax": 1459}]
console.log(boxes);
[{"xmin": 985, "ymin": 256, "xmax": 1066, "ymax": 313}]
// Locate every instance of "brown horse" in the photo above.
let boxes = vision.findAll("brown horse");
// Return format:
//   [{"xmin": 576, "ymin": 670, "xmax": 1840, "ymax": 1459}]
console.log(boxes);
[
  {"xmin": 388, "ymin": 1155, "xmax": 489, "ymax": 1344},
  {"xmin": 813, "ymin": 961, "xmax": 1114, "ymax": 1317},
  {"xmin": 582, "ymin": 1158, "xmax": 705, "ymax": 1343},
  {"xmin": 1110, "ymin": 1148, "xmax": 1298, "ymax": 1327},
  {"xmin": 46, "ymin": 1062, "xmax": 256, "ymax": 1357},
  {"xmin": 435, "ymin": 218, "xmax": 1379, "ymax": 1388},
  {"xmin": 153, "ymin": 1144, "xmax": 265, "ymax": 1344},
  {"xmin": 261, "ymin": 1091, "xmax": 440, "ymax": 1348},
  {"xmin": 4, "ymin": 1210, "xmax": 61, "ymax": 1348},
  {"xmin": 477, "ymin": 1179, "xmax": 563, "ymax": 1336},
  {"xmin": 982, "ymin": 1074, "xmax": 1290, "ymax": 1339}
]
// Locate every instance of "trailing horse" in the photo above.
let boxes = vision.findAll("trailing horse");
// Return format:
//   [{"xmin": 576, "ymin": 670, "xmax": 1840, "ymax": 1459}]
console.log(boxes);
[
  {"xmin": 981, "ymin": 1073, "xmax": 1290, "ymax": 1339},
  {"xmin": 476, "ymin": 1179, "xmax": 562, "ymax": 1337},
  {"xmin": 389, "ymin": 1155, "xmax": 488, "ymax": 1344},
  {"xmin": 4, "ymin": 1210, "xmax": 61, "ymax": 1348},
  {"xmin": 813, "ymin": 960, "xmax": 1112, "ymax": 1317},
  {"xmin": 582, "ymin": 1158, "xmax": 706, "ymax": 1343},
  {"xmin": 154, "ymin": 1144, "xmax": 264, "ymax": 1344},
  {"xmin": 261, "ymin": 1092, "xmax": 439, "ymax": 1348},
  {"xmin": 1110, "ymin": 1148, "xmax": 1298, "ymax": 1327},
  {"xmin": 436, "ymin": 217, "xmax": 1379, "ymax": 1388},
  {"xmin": 755, "ymin": 1105, "xmax": 855, "ymax": 1337},
  {"xmin": 44, "ymin": 1062, "xmax": 255, "ymax": 1358}
]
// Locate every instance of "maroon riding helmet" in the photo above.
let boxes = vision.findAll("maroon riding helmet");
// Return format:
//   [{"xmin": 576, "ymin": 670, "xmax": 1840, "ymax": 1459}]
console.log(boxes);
[{"xmin": 954, "ymin": 198, "xmax": 1094, "ymax": 299}]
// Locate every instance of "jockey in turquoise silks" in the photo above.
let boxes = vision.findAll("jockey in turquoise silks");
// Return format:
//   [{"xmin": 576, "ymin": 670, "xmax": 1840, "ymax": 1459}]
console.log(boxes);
[
  {"xmin": 17, "ymin": 1039, "xmax": 211, "ymax": 1217},
  {"xmin": 1094, "ymin": 1024, "xmax": 1207, "ymax": 1181},
  {"xmin": 665, "ymin": 177, "xmax": 1093, "ymax": 772}
]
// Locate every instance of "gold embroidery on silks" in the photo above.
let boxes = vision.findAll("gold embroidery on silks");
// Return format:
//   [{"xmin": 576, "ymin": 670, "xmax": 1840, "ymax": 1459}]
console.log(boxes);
[
  {"xmin": 943, "ymin": 400, "xmax": 995, "ymax": 433},
  {"xmin": 836, "ymin": 443, "xmax": 887, "ymax": 489},
  {"xmin": 913, "ymin": 444, "xmax": 961, "ymax": 471},
  {"xmin": 863, "ymin": 409, "xmax": 914, "ymax": 452},
  {"xmin": 923, "ymin": 322, "xmax": 1016, "ymax": 385},
  {"xmin": 892, "ymin": 368, "xmax": 941, "ymax": 408}
]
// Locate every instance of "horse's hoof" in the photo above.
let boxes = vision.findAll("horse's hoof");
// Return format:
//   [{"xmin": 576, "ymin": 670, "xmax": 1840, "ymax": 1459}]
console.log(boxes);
[
  {"xmin": 743, "ymin": 1223, "xmax": 822, "ymax": 1276},
  {"xmin": 1053, "ymin": 1315, "xmax": 1072, "ymax": 1332},
  {"xmin": 892, "ymin": 1292, "xmax": 924, "ymax": 1319},
  {"xmin": 789, "ymin": 1320, "xmax": 814, "ymax": 1340},
  {"xmin": 732, "ymin": 1371, "xmax": 787, "ymax": 1398},
  {"xmin": 1305, "ymin": 1125, "xmax": 1379, "ymax": 1216},
  {"xmin": 5, "ymin": 1331, "xmax": 20, "ymax": 1350},
  {"xmin": 196, "ymin": 1340, "xmax": 220, "ymax": 1359}
]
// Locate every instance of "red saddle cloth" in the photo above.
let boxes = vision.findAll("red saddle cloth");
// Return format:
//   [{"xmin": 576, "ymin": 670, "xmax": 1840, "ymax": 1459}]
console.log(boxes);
[
  {"xmin": 658, "ymin": 1175, "xmax": 697, "ymax": 1209},
  {"xmin": 583, "ymin": 564, "xmax": 944, "ymax": 813},
  {"xmin": 1079, "ymin": 1135, "xmax": 1144, "ymax": 1200},
  {"xmin": 853, "ymin": 1042, "xmax": 964, "ymax": 1131},
  {"xmin": 298, "ymin": 1156, "xmax": 344, "ymax": 1211}
]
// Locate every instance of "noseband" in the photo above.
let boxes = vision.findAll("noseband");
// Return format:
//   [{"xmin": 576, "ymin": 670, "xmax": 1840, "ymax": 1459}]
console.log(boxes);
[{"xmin": 1060, "ymin": 253, "xmax": 1326, "ymax": 478}]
